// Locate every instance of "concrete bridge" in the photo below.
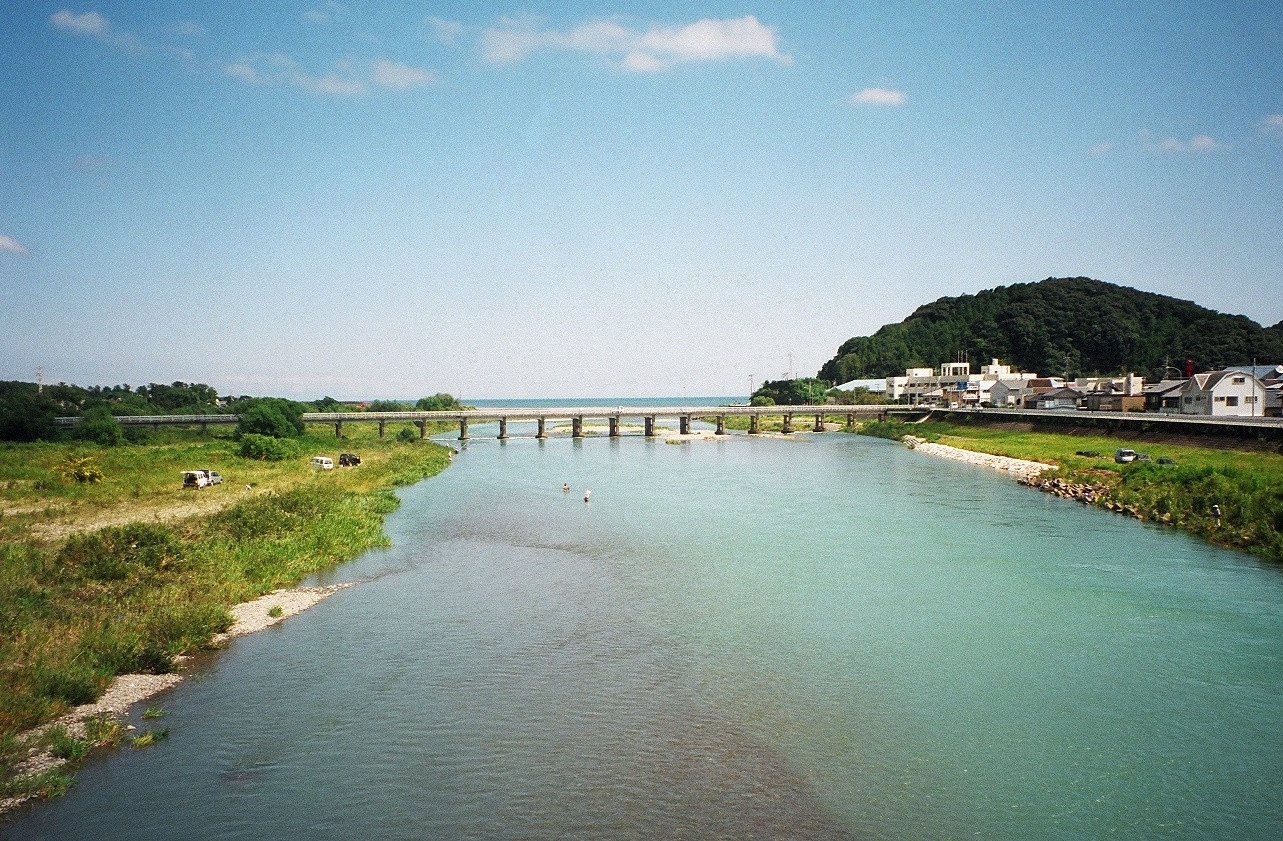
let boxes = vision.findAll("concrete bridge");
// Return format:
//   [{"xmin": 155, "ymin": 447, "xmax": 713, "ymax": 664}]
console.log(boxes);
[{"xmin": 54, "ymin": 404, "xmax": 1283, "ymax": 442}]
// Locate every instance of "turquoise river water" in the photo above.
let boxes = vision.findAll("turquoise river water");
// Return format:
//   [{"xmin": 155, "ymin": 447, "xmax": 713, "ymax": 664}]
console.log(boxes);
[{"xmin": 5, "ymin": 427, "xmax": 1282, "ymax": 840}]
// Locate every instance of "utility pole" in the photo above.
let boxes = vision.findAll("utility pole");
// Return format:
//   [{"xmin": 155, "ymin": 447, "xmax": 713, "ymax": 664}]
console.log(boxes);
[
  {"xmin": 788, "ymin": 353, "xmax": 794, "ymax": 380},
  {"xmin": 36, "ymin": 366, "xmax": 43, "ymax": 393},
  {"xmin": 748, "ymin": 375, "xmax": 754, "ymax": 401}
]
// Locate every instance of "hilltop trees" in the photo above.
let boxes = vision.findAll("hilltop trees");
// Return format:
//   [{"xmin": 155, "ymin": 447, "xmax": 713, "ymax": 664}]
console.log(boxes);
[{"xmin": 820, "ymin": 277, "xmax": 1283, "ymax": 382}]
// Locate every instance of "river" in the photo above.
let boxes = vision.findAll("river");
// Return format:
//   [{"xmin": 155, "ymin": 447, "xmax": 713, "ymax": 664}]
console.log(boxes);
[{"xmin": 6, "ymin": 427, "xmax": 1282, "ymax": 840}]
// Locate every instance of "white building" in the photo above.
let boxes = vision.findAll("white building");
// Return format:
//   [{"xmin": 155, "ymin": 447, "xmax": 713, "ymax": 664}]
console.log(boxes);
[
  {"xmin": 886, "ymin": 359, "xmax": 1037, "ymax": 406},
  {"xmin": 1178, "ymin": 371, "xmax": 1267, "ymax": 417}
]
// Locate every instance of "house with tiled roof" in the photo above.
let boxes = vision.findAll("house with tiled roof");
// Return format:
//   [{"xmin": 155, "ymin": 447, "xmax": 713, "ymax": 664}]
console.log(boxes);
[{"xmin": 1178, "ymin": 370, "xmax": 1267, "ymax": 417}]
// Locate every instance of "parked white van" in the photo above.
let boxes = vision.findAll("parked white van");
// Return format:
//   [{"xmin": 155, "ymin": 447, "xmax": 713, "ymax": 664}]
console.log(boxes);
[{"xmin": 310, "ymin": 456, "xmax": 334, "ymax": 470}]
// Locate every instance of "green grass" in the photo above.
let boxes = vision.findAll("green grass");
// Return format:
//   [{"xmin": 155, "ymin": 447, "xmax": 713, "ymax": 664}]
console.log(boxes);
[
  {"xmin": 854, "ymin": 419, "xmax": 1283, "ymax": 563},
  {"xmin": 1, "ymin": 424, "xmax": 453, "ymax": 793}
]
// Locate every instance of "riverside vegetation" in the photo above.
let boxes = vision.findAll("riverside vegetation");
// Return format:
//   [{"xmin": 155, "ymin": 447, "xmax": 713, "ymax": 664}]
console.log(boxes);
[{"xmin": 1, "ymin": 420, "xmax": 453, "ymax": 803}]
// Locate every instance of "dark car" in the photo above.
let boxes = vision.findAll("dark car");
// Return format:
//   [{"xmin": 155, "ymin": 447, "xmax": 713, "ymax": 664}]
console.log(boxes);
[{"xmin": 339, "ymin": 453, "xmax": 361, "ymax": 467}]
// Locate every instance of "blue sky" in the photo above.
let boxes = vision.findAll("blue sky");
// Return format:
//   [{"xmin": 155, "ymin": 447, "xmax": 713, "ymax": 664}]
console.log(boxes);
[{"xmin": 2, "ymin": 2, "xmax": 1281, "ymax": 399}]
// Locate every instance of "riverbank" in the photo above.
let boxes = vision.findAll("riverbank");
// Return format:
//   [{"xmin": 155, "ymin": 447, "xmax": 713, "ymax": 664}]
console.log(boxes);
[
  {"xmin": 902, "ymin": 434, "xmax": 1053, "ymax": 480},
  {"xmin": 0, "ymin": 582, "xmax": 351, "ymax": 814},
  {"xmin": 1, "ymin": 430, "xmax": 454, "ymax": 806}
]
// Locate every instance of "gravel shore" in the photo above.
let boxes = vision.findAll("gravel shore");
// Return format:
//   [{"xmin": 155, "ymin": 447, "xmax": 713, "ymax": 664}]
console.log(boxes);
[{"xmin": 902, "ymin": 435, "xmax": 1054, "ymax": 481}]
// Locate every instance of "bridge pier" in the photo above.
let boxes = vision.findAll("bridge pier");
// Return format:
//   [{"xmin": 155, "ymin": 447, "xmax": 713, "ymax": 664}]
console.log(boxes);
[
  {"xmin": 715, "ymin": 415, "xmax": 725, "ymax": 435},
  {"xmin": 417, "ymin": 421, "xmax": 427, "ymax": 439},
  {"xmin": 846, "ymin": 413, "xmax": 855, "ymax": 429},
  {"xmin": 572, "ymin": 417, "xmax": 583, "ymax": 438},
  {"xmin": 334, "ymin": 421, "xmax": 343, "ymax": 438},
  {"xmin": 378, "ymin": 420, "xmax": 386, "ymax": 438},
  {"xmin": 609, "ymin": 417, "xmax": 619, "ymax": 437},
  {"xmin": 498, "ymin": 418, "xmax": 508, "ymax": 440},
  {"xmin": 748, "ymin": 415, "xmax": 760, "ymax": 434},
  {"xmin": 679, "ymin": 415, "xmax": 691, "ymax": 435},
  {"xmin": 458, "ymin": 418, "xmax": 469, "ymax": 441},
  {"xmin": 644, "ymin": 416, "xmax": 655, "ymax": 437},
  {"xmin": 536, "ymin": 417, "xmax": 547, "ymax": 439},
  {"xmin": 782, "ymin": 414, "xmax": 793, "ymax": 434},
  {"xmin": 813, "ymin": 415, "xmax": 824, "ymax": 432}
]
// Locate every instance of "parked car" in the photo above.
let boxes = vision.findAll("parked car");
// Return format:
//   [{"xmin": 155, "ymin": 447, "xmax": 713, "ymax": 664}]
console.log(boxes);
[
  {"xmin": 310, "ymin": 456, "xmax": 334, "ymax": 470},
  {"xmin": 1135, "ymin": 453, "xmax": 1152, "ymax": 463},
  {"xmin": 1114, "ymin": 448, "xmax": 1137, "ymax": 463},
  {"xmin": 339, "ymin": 453, "xmax": 361, "ymax": 467},
  {"xmin": 1157, "ymin": 456, "xmax": 1177, "ymax": 465},
  {"xmin": 182, "ymin": 469, "xmax": 222, "ymax": 489},
  {"xmin": 1075, "ymin": 450, "xmax": 1101, "ymax": 457}
]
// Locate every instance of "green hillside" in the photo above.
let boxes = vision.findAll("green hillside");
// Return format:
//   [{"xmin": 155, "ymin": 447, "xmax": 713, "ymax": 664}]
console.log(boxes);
[{"xmin": 819, "ymin": 277, "xmax": 1283, "ymax": 383}]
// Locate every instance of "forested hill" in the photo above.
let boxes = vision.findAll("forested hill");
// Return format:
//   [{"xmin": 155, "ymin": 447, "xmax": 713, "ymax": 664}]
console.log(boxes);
[{"xmin": 819, "ymin": 277, "xmax": 1283, "ymax": 383}]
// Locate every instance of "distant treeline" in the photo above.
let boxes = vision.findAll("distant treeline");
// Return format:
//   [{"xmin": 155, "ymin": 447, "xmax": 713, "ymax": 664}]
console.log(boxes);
[
  {"xmin": 0, "ymin": 381, "xmax": 463, "ymax": 442},
  {"xmin": 819, "ymin": 277, "xmax": 1283, "ymax": 383}
]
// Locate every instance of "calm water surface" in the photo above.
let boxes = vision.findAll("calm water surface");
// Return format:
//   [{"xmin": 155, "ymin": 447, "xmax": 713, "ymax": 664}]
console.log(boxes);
[{"xmin": 7, "ymin": 431, "xmax": 1283, "ymax": 840}]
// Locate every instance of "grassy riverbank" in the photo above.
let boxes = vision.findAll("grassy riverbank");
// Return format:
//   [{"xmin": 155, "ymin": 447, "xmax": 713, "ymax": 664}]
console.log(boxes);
[
  {"xmin": 857, "ymin": 419, "xmax": 1283, "ymax": 563},
  {"xmin": 1, "ymin": 425, "xmax": 453, "ymax": 797}
]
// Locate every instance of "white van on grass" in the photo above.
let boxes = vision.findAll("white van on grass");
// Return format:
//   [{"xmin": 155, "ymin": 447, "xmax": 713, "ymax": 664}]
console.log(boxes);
[{"xmin": 310, "ymin": 456, "xmax": 334, "ymax": 470}]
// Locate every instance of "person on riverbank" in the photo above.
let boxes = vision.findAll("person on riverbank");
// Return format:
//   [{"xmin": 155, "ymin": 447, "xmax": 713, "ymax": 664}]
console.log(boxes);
[{"xmin": 1212, "ymin": 504, "xmax": 1222, "ymax": 527}]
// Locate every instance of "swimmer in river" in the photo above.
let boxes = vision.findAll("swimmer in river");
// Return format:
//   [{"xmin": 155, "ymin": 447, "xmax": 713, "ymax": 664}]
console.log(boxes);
[
  {"xmin": 584, "ymin": 490, "xmax": 591, "ymax": 503},
  {"xmin": 562, "ymin": 483, "xmax": 570, "ymax": 492}
]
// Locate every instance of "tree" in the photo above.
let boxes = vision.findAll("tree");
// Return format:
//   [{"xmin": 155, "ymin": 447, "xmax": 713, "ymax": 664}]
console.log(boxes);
[
  {"xmin": 753, "ymin": 378, "xmax": 830, "ymax": 406},
  {"xmin": 366, "ymin": 399, "xmax": 410, "ymax": 412},
  {"xmin": 72, "ymin": 405, "xmax": 125, "ymax": 446},
  {"xmin": 235, "ymin": 399, "xmax": 306, "ymax": 438},
  {"xmin": 415, "ymin": 393, "xmax": 461, "ymax": 411}
]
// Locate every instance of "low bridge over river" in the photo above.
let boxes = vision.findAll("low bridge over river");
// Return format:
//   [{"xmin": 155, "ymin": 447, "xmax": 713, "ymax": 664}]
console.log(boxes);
[{"xmin": 55, "ymin": 404, "xmax": 1283, "ymax": 442}]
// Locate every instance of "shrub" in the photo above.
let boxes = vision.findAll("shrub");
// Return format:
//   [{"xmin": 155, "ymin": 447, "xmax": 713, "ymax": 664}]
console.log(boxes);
[
  {"xmin": 396, "ymin": 427, "xmax": 418, "ymax": 443},
  {"xmin": 239, "ymin": 433, "xmax": 302, "ymax": 461},
  {"xmin": 414, "ymin": 393, "xmax": 460, "ymax": 411},
  {"xmin": 57, "ymin": 523, "xmax": 182, "ymax": 581},
  {"xmin": 57, "ymin": 453, "xmax": 104, "ymax": 483}
]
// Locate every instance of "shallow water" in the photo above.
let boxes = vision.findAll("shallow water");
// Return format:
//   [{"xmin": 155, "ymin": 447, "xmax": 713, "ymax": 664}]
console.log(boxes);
[{"xmin": 7, "ymin": 431, "xmax": 1283, "ymax": 840}]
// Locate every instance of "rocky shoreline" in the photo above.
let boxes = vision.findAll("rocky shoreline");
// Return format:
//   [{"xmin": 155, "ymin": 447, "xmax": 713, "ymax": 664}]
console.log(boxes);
[
  {"xmin": 902, "ymin": 435, "xmax": 1054, "ymax": 481},
  {"xmin": 1, "ymin": 583, "xmax": 352, "ymax": 815}
]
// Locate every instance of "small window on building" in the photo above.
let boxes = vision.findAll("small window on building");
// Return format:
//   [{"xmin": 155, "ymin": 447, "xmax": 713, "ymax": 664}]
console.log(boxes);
[
  {"xmin": 1226, "ymin": 396, "xmax": 1239, "ymax": 406},
  {"xmin": 1232, "ymin": 377, "xmax": 1246, "ymax": 384}
]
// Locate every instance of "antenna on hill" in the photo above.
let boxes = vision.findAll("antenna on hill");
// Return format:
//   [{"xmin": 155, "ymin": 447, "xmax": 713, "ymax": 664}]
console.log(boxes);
[{"xmin": 36, "ymin": 366, "xmax": 44, "ymax": 394}]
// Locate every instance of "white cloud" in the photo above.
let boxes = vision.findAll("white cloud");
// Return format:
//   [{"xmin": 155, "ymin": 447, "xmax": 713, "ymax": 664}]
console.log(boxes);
[
  {"xmin": 1188, "ymin": 134, "xmax": 1217, "ymax": 151},
  {"xmin": 225, "ymin": 55, "xmax": 434, "ymax": 96},
  {"xmin": 1262, "ymin": 114, "xmax": 1283, "ymax": 131},
  {"xmin": 1089, "ymin": 141, "xmax": 1115, "ymax": 156},
  {"xmin": 50, "ymin": 10, "xmax": 108, "ymax": 36},
  {"xmin": 849, "ymin": 87, "xmax": 906, "ymax": 106},
  {"xmin": 481, "ymin": 15, "xmax": 789, "ymax": 72},
  {"xmin": 1146, "ymin": 133, "xmax": 1219, "ymax": 153},
  {"xmin": 426, "ymin": 16, "xmax": 464, "ymax": 44},
  {"xmin": 372, "ymin": 59, "xmax": 435, "ymax": 89},
  {"xmin": 170, "ymin": 20, "xmax": 205, "ymax": 37},
  {"xmin": 304, "ymin": 2, "xmax": 343, "ymax": 25},
  {"xmin": 49, "ymin": 9, "xmax": 142, "ymax": 51},
  {"xmin": 0, "ymin": 235, "xmax": 30, "ymax": 256}
]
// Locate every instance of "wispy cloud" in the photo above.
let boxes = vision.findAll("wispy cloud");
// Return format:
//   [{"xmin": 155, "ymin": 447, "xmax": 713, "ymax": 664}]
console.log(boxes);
[
  {"xmin": 50, "ymin": 9, "xmax": 142, "ymax": 52},
  {"xmin": 225, "ymin": 54, "xmax": 434, "ymax": 96},
  {"xmin": 372, "ymin": 59, "xmax": 436, "ymax": 89},
  {"xmin": 0, "ymin": 235, "xmax": 30, "ymax": 256},
  {"xmin": 304, "ymin": 2, "xmax": 344, "ymax": 25},
  {"xmin": 1145, "ymin": 132, "xmax": 1219, "ymax": 153},
  {"xmin": 1263, "ymin": 114, "xmax": 1283, "ymax": 132},
  {"xmin": 849, "ymin": 87, "xmax": 906, "ymax": 106},
  {"xmin": 1088, "ymin": 141, "xmax": 1115, "ymax": 156},
  {"xmin": 426, "ymin": 16, "xmax": 464, "ymax": 44},
  {"xmin": 481, "ymin": 15, "xmax": 790, "ymax": 72}
]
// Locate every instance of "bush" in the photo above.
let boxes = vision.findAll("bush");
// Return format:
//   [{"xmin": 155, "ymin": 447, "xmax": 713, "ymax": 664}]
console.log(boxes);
[
  {"xmin": 57, "ymin": 453, "xmax": 104, "ymax": 483},
  {"xmin": 57, "ymin": 523, "xmax": 181, "ymax": 581},
  {"xmin": 239, "ymin": 433, "xmax": 302, "ymax": 461},
  {"xmin": 414, "ymin": 393, "xmax": 461, "ymax": 411},
  {"xmin": 396, "ymin": 427, "xmax": 418, "ymax": 443}
]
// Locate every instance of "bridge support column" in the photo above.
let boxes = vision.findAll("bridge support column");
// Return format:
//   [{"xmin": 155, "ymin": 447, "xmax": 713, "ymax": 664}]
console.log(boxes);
[
  {"xmin": 749, "ymin": 415, "xmax": 760, "ymax": 434},
  {"xmin": 417, "ymin": 421, "xmax": 427, "ymax": 439},
  {"xmin": 334, "ymin": 421, "xmax": 343, "ymax": 438},
  {"xmin": 378, "ymin": 420, "xmax": 386, "ymax": 438},
  {"xmin": 846, "ymin": 413, "xmax": 855, "ymax": 429},
  {"xmin": 572, "ymin": 417, "xmax": 583, "ymax": 438},
  {"xmin": 715, "ymin": 415, "xmax": 726, "ymax": 435},
  {"xmin": 536, "ymin": 417, "xmax": 547, "ymax": 439},
  {"xmin": 498, "ymin": 418, "xmax": 508, "ymax": 440},
  {"xmin": 814, "ymin": 414, "xmax": 824, "ymax": 432},
  {"xmin": 609, "ymin": 417, "xmax": 619, "ymax": 437},
  {"xmin": 644, "ymin": 416, "xmax": 656, "ymax": 437},
  {"xmin": 679, "ymin": 415, "xmax": 691, "ymax": 435},
  {"xmin": 782, "ymin": 414, "xmax": 793, "ymax": 434},
  {"xmin": 458, "ymin": 418, "xmax": 469, "ymax": 441}
]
